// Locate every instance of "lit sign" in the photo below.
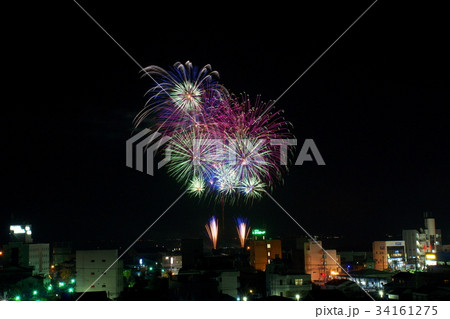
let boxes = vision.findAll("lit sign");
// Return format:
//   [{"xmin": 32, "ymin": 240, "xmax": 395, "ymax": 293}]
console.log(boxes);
[
  {"xmin": 425, "ymin": 254, "xmax": 436, "ymax": 260},
  {"xmin": 10, "ymin": 225, "xmax": 32, "ymax": 235},
  {"xmin": 252, "ymin": 229, "xmax": 266, "ymax": 235}
]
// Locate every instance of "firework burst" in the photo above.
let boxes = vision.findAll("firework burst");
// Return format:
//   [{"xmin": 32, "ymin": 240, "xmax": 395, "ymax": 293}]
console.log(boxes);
[{"xmin": 133, "ymin": 61, "xmax": 295, "ymax": 204}]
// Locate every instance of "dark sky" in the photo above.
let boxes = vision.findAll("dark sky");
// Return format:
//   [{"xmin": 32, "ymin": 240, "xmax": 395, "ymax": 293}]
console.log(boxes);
[{"xmin": 3, "ymin": 1, "xmax": 449, "ymax": 250}]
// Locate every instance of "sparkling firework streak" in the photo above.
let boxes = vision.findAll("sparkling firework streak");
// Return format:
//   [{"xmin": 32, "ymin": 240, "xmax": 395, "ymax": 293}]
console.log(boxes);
[
  {"xmin": 133, "ymin": 61, "xmax": 295, "ymax": 204},
  {"xmin": 235, "ymin": 216, "xmax": 251, "ymax": 248},
  {"xmin": 205, "ymin": 216, "xmax": 219, "ymax": 249}
]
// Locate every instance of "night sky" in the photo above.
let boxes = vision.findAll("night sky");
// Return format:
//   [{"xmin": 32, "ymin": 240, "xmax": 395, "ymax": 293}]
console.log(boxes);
[{"xmin": 3, "ymin": 1, "xmax": 449, "ymax": 250}]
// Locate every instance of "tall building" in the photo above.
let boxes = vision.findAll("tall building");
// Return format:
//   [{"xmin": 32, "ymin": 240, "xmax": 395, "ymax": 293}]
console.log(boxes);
[
  {"xmin": 402, "ymin": 213, "xmax": 443, "ymax": 270},
  {"xmin": 402, "ymin": 229, "xmax": 420, "ymax": 268},
  {"xmin": 75, "ymin": 250, "xmax": 124, "ymax": 300},
  {"xmin": 372, "ymin": 240, "xmax": 406, "ymax": 271},
  {"xmin": 247, "ymin": 229, "xmax": 282, "ymax": 271},
  {"xmin": 304, "ymin": 240, "xmax": 340, "ymax": 283}
]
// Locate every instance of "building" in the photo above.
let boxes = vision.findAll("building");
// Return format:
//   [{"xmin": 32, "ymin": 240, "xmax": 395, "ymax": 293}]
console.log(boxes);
[
  {"xmin": 247, "ymin": 230, "xmax": 282, "ymax": 271},
  {"xmin": 402, "ymin": 213, "xmax": 443, "ymax": 270},
  {"xmin": 304, "ymin": 240, "xmax": 341, "ymax": 283},
  {"xmin": 2, "ymin": 242, "xmax": 50, "ymax": 277},
  {"xmin": 402, "ymin": 229, "xmax": 420, "ymax": 269},
  {"xmin": 217, "ymin": 271, "xmax": 240, "ymax": 299},
  {"xmin": 373, "ymin": 240, "xmax": 406, "ymax": 271},
  {"xmin": 75, "ymin": 250, "xmax": 124, "ymax": 300},
  {"xmin": 326, "ymin": 279, "xmax": 369, "ymax": 300},
  {"xmin": 266, "ymin": 263, "xmax": 312, "ymax": 299},
  {"xmin": 337, "ymin": 269, "xmax": 393, "ymax": 291},
  {"xmin": 2, "ymin": 225, "xmax": 50, "ymax": 277},
  {"xmin": 161, "ymin": 253, "xmax": 182, "ymax": 275}
]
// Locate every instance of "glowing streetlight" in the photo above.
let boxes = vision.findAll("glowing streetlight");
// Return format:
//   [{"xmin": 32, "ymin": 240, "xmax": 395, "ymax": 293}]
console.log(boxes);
[
  {"xmin": 243, "ymin": 296, "xmax": 248, "ymax": 301},
  {"xmin": 295, "ymin": 294, "xmax": 300, "ymax": 301},
  {"xmin": 33, "ymin": 290, "xmax": 38, "ymax": 296}
]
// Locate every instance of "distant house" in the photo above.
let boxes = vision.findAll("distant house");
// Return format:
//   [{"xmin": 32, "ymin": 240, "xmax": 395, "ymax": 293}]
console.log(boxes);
[{"xmin": 266, "ymin": 263, "xmax": 312, "ymax": 300}]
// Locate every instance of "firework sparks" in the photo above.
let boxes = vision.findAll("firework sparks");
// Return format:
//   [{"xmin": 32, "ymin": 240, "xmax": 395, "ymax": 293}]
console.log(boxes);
[
  {"xmin": 133, "ymin": 61, "xmax": 295, "ymax": 204},
  {"xmin": 235, "ymin": 216, "xmax": 250, "ymax": 248},
  {"xmin": 205, "ymin": 216, "xmax": 219, "ymax": 249}
]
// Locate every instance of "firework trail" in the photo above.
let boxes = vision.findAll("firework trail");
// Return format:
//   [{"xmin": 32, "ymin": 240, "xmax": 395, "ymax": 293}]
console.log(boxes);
[
  {"xmin": 133, "ymin": 61, "xmax": 295, "ymax": 204},
  {"xmin": 235, "ymin": 216, "xmax": 251, "ymax": 248},
  {"xmin": 205, "ymin": 216, "xmax": 219, "ymax": 249}
]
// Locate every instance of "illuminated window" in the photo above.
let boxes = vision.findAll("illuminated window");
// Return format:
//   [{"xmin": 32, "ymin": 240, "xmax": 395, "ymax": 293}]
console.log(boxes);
[
  {"xmin": 267, "ymin": 244, "xmax": 271, "ymax": 249},
  {"xmin": 295, "ymin": 279, "xmax": 303, "ymax": 286},
  {"xmin": 267, "ymin": 252, "xmax": 271, "ymax": 257}
]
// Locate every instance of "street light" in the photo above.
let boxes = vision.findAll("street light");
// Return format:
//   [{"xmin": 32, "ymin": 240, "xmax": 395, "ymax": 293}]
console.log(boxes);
[
  {"xmin": 295, "ymin": 294, "xmax": 300, "ymax": 301},
  {"xmin": 15, "ymin": 296, "xmax": 21, "ymax": 301},
  {"xmin": 33, "ymin": 290, "xmax": 38, "ymax": 296},
  {"xmin": 243, "ymin": 296, "xmax": 248, "ymax": 301}
]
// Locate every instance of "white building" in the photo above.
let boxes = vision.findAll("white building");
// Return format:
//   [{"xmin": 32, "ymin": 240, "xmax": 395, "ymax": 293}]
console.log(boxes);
[
  {"xmin": 304, "ymin": 240, "xmax": 341, "ymax": 283},
  {"xmin": 402, "ymin": 213, "xmax": 442, "ymax": 270},
  {"xmin": 76, "ymin": 250, "xmax": 124, "ymax": 300},
  {"xmin": 266, "ymin": 264, "xmax": 312, "ymax": 299},
  {"xmin": 28, "ymin": 243, "xmax": 50, "ymax": 276},
  {"xmin": 217, "ymin": 271, "xmax": 240, "ymax": 299}
]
